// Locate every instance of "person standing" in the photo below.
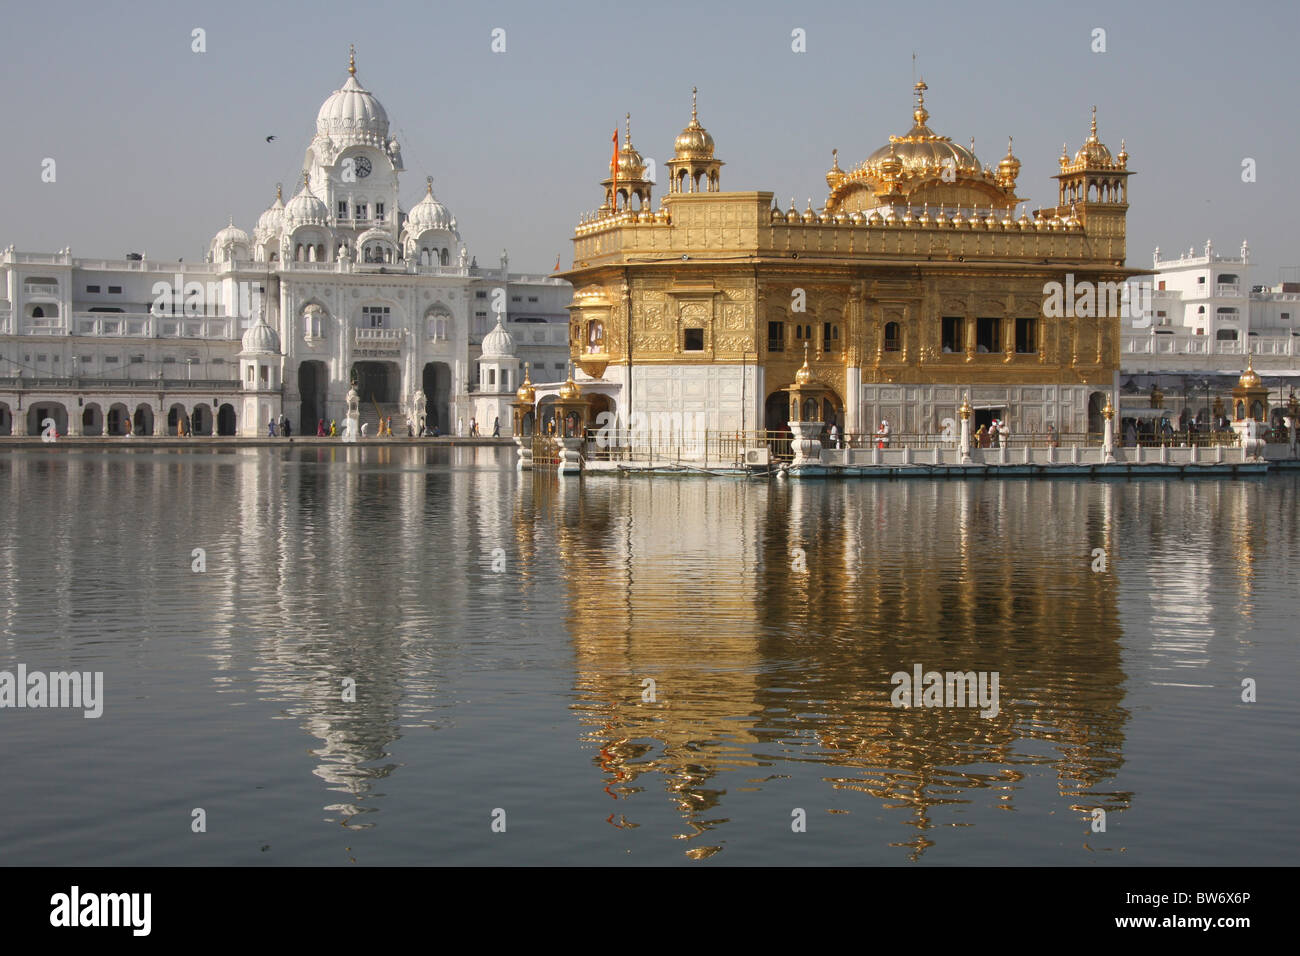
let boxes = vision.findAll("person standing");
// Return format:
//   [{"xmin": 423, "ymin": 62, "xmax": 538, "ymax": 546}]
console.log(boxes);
[
  {"xmin": 492, "ymin": 416, "xmax": 501, "ymax": 437},
  {"xmin": 328, "ymin": 419, "xmax": 337, "ymax": 437},
  {"xmin": 317, "ymin": 419, "xmax": 325, "ymax": 437},
  {"xmin": 829, "ymin": 422, "xmax": 839, "ymax": 449},
  {"xmin": 268, "ymin": 418, "xmax": 277, "ymax": 437}
]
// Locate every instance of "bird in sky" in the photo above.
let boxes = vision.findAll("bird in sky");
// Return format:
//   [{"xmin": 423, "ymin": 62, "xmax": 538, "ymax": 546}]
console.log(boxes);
[{"xmin": 265, "ymin": 135, "xmax": 277, "ymax": 143}]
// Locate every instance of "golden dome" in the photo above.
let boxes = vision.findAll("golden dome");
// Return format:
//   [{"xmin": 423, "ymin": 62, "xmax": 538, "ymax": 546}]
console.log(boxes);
[
  {"xmin": 1072, "ymin": 106, "xmax": 1114, "ymax": 166},
  {"xmin": 673, "ymin": 87, "xmax": 715, "ymax": 159},
  {"xmin": 558, "ymin": 370, "xmax": 581, "ymax": 400},
  {"xmin": 1238, "ymin": 355, "xmax": 1262, "ymax": 389},
  {"xmin": 826, "ymin": 148, "xmax": 844, "ymax": 190},
  {"xmin": 515, "ymin": 363, "xmax": 536, "ymax": 404},
  {"xmin": 865, "ymin": 81, "xmax": 978, "ymax": 177},
  {"xmin": 996, "ymin": 136, "xmax": 1021, "ymax": 186},
  {"xmin": 794, "ymin": 344, "xmax": 814, "ymax": 385}
]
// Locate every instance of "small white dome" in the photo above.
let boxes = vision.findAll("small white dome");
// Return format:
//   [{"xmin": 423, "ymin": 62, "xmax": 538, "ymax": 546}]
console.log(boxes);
[
  {"xmin": 241, "ymin": 318, "xmax": 281, "ymax": 354},
  {"xmin": 406, "ymin": 178, "xmax": 456, "ymax": 235},
  {"xmin": 480, "ymin": 315, "xmax": 516, "ymax": 359},
  {"xmin": 256, "ymin": 185, "xmax": 286, "ymax": 237},
  {"xmin": 284, "ymin": 177, "xmax": 329, "ymax": 226},
  {"xmin": 212, "ymin": 220, "xmax": 250, "ymax": 247}
]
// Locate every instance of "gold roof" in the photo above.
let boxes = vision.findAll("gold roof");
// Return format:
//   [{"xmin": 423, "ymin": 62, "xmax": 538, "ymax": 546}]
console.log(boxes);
[
  {"xmin": 794, "ymin": 344, "xmax": 814, "ymax": 385},
  {"xmin": 674, "ymin": 87, "xmax": 715, "ymax": 160},
  {"xmin": 1072, "ymin": 107, "xmax": 1113, "ymax": 166},
  {"xmin": 864, "ymin": 81, "xmax": 979, "ymax": 176},
  {"xmin": 558, "ymin": 369, "xmax": 582, "ymax": 400},
  {"xmin": 516, "ymin": 362, "xmax": 536, "ymax": 404},
  {"xmin": 1238, "ymin": 355, "xmax": 1262, "ymax": 389},
  {"xmin": 612, "ymin": 114, "xmax": 648, "ymax": 181}
]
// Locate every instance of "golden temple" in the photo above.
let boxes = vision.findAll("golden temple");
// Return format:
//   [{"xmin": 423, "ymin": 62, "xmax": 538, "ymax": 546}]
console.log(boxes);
[{"xmin": 555, "ymin": 83, "xmax": 1139, "ymax": 439}]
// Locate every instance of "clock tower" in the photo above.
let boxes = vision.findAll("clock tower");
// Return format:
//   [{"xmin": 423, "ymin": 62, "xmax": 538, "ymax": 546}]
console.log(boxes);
[{"xmin": 306, "ymin": 46, "xmax": 405, "ymax": 260}]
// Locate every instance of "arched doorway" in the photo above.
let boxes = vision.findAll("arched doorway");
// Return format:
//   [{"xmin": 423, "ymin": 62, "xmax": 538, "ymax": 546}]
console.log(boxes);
[
  {"xmin": 167, "ymin": 403, "xmax": 188, "ymax": 436},
  {"xmin": 217, "ymin": 403, "xmax": 237, "ymax": 436},
  {"xmin": 537, "ymin": 396, "xmax": 559, "ymax": 436},
  {"xmin": 298, "ymin": 360, "xmax": 327, "ymax": 434},
  {"xmin": 191, "ymin": 405, "xmax": 213, "ymax": 436},
  {"xmin": 82, "ymin": 403, "xmax": 105, "ymax": 436},
  {"xmin": 764, "ymin": 390, "xmax": 790, "ymax": 433},
  {"xmin": 1087, "ymin": 391, "xmax": 1107, "ymax": 434},
  {"xmin": 108, "ymin": 403, "xmax": 132, "ymax": 435},
  {"xmin": 134, "ymin": 404, "xmax": 154, "ymax": 437},
  {"xmin": 351, "ymin": 361, "xmax": 400, "ymax": 404},
  {"xmin": 27, "ymin": 403, "xmax": 68, "ymax": 436},
  {"xmin": 422, "ymin": 361, "xmax": 452, "ymax": 432},
  {"xmin": 0, "ymin": 403, "xmax": 12, "ymax": 436}
]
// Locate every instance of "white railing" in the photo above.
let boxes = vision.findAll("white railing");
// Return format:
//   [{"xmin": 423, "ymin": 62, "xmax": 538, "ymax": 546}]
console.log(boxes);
[
  {"xmin": 21, "ymin": 317, "xmax": 64, "ymax": 333},
  {"xmin": 356, "ymin": 327, "xmax": 404, "ymax": 342},
  {"xmin": 22, "ymin": 281, "xmax": 60, "ymax": 296},
  {"xmin": 157, "ymin": 318, "xmax": 233, "ymax": 339},
  {"xmin": 1215, "ymin": 284, "xmax": 1243, "ymax": 297}
]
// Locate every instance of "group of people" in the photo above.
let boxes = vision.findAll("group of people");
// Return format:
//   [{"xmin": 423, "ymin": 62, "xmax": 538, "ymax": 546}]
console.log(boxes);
[
  {"xmin": 464, "ymin": 417, "xmax": 502, "ymax": 437},
  {"xmin": 973, "ymin": 419, "xmax": 1011, "ymax": 448},
  {"xmin": 267, "ymin": 415, "xmax": 294, "ymax": 437}
]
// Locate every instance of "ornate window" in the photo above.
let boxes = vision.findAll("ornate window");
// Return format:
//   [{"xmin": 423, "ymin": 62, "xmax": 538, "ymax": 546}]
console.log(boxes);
[
  {"xmin": 941, "ymin": 316, "xmax": 964, "ymax": 353},
  {"xmin": 585, "ymin": 319, "xmax": 605, "ymax": 353},
  {"xmin": 823, "ymin": 322, "xmax": 840, "ymax": 351},
  {"xmin": 303, "ymin": 304, "xmax": 326, "ymax": 342},
  {"xmin": 883, "ymin": 322, "xmax": 901, "ymax": 352},
  {"xmin": 1015, "ymin": 317, "xmax": 1036, "ymax": 353},
  {"xmin": 768, "ymin": 321, "xmax": 785, "ymax": 352}
]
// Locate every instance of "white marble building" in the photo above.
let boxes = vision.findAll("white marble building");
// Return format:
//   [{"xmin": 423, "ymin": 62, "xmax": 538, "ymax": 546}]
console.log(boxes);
[
  {"xmin": 1120, "ymin": 239, "xmax": 1300, "ymax": 423},
  {"xmin": 0, "ymin": 50, "xmax": 570, "ymax": 437}
]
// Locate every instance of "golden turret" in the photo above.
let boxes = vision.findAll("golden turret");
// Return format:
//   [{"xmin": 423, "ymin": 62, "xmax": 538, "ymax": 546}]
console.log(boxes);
[{"xmin": 516, "ymin": 362, "xmax": 536, "ymax": 404}]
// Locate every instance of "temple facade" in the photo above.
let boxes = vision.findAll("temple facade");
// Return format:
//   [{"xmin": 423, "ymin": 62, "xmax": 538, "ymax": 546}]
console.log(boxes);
[
  {"xmin": 0, "ymin": 49, "xmax": 570, "ymax": 438},
  {"xmin": 551, "ymin": 84, "xmax": 1139, "ymax": 443}
]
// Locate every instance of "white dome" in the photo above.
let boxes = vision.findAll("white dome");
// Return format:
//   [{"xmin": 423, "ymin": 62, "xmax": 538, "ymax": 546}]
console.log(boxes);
[
  {"xmin": 481, "ymin": 328, "xmax": 515, "ymax": 359},
  {"xmin": 284, "ymin": 177, "xmax": 329, "ymax": 226},
  {"xmin": 211, "ymin": 219, "xmax": 250, "ymax": 248},
  {"xmin": 256, "ymin": 186, "xmax": 285, "ymax": 237},
  {"xmin": 480, "ymin": 315, "xmax": 516, "ymax": 359},
  {"xmin": 241, "ymin": 318, "xmax": 281, "ymax": 354},
  {"xmin": 406, "ymin": 178, "xmax": 456, "ymax": 235},
  {"xmin": 316, "ymin": 70, "xmax": 389, "ymax": 145}
]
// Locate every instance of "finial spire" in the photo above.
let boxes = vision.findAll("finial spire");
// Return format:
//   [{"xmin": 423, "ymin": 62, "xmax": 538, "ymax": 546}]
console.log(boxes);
[
  {"xmin": 426, "ymin": 175, "xmax": 433, "ymax": 196},
  {"xmin": 302, "ymin": 171, "xmax": 310, "ymax": 189},
  {"xmin": 1090, "ymin": 105, "xmax": 1098, "ymax": 139},
  {"xmin": 625, "ymin": 112, "xmax": 632, "ymax": 145},
  {"xmin": 348, "ymin": 44, "xmax": 356, "ymax": 76},
  {"xmin": 691, "ymin": 86, "xmax": 698, "ymax": 122},
  {"xmin": 275, "ymin": 182, "xmax": 282, "ymax": 201},
  {"xmin": 1006, "ymin": 135, "xmax": 1014, "ymax": 154}
]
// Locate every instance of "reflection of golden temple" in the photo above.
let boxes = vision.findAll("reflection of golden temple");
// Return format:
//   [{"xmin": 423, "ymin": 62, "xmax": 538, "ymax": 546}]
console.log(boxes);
[{"xmin": 525, "ymin": 476, "xmax": 1132, "ymax": 859}]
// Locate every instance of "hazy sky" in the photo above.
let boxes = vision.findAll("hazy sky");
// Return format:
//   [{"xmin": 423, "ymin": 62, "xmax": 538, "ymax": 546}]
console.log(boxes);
[{"xmin": 3, "ymin": 0, "xmax": 1297, "ymax": 281}]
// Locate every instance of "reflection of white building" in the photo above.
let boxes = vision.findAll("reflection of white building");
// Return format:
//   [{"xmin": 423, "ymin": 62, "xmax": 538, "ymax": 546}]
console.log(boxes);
[{"xmin": 0, "ymin": 49, "xmax": 569, "ymax": 438}]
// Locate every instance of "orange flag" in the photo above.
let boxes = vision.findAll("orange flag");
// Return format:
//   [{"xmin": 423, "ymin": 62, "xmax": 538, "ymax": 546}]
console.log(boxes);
[{"xmin": 610, "ymin": 128, "xmax": 619, "ymax": 208}]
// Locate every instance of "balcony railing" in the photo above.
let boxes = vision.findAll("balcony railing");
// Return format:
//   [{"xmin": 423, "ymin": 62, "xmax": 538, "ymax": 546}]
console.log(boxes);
[
  {"xmin": 355, "ymin": 327, "xmax": 404, "ymax": 343},
  {"xmin": 1215, "ymin": 284, "xmax": 1243, "ymax": 297},
  {"xmin": 0, "ymin": 376, "xmax": 239, "ymax": 389}
]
